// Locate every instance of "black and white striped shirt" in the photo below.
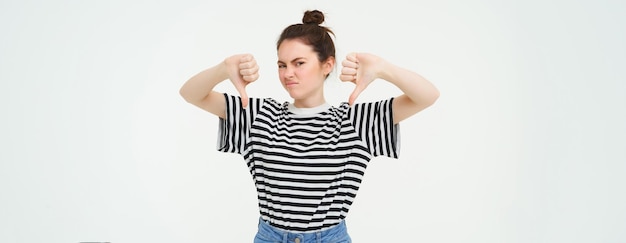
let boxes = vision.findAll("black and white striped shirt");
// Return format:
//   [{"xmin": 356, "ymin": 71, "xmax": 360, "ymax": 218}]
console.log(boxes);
[{"xmin": 218, "ymin": 93, "xmax": 399, "ymax": 232}]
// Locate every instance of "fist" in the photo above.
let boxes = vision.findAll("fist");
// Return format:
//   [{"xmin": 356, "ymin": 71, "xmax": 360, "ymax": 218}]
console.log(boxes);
[
  {"xmin": 224, "ymin": 54, "xmax": 259, "ymax": 107},
  {"xmin": 340, "ymin": 52, "xmax": 384, "ymax": 105}
]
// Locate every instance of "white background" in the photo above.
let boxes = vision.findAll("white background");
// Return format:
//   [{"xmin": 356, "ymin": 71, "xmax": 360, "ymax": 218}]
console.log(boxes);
[{"xmin": 1, "ymin": 0, "xmax": 625, "ymax": 242}]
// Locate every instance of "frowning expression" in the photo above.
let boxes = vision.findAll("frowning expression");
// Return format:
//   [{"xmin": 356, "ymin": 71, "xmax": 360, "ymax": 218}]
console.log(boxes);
[{"xmin": 277, "ymin": 39, "xmax": 333, "ymax": 107}]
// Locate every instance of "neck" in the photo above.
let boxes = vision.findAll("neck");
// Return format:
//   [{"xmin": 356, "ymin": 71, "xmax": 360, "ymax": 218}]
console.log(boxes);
[
  {"xmin": 293, "ymin": 99, "xmax": 326, "ymax": 108},
  {"xmin": 293, "ymin": 95, "xmax": 326, "ymax": 108}
]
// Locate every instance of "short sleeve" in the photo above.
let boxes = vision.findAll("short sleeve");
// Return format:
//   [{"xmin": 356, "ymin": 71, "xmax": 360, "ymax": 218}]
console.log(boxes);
[
  {"xmin": 217, "ymin": 93, "xmax": 263, "ymax": 154},
  {"xmin": 348, "ymin": 98, "xmax": 400, "ymax": 158}
]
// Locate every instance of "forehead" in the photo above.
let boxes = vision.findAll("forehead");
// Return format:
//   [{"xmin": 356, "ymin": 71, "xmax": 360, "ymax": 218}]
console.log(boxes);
[{"xmin": 277, "ymin": 39, "xmax": 317, "ymax": 61}]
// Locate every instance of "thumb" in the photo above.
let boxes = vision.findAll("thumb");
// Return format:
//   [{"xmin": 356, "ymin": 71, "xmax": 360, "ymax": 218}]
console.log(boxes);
[
  {"xmin": 348, "ymin": 83, "xmax": 365, "ymax": 106},
  {"xmin": 233, "ymin": 80, "xmax": 249, "ymax": 108}
]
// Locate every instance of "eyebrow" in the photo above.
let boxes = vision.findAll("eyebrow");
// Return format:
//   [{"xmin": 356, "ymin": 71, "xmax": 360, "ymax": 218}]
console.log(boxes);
[{"xmin": 277, "ymin": 57, "xmax": 306, "ymax": 64}]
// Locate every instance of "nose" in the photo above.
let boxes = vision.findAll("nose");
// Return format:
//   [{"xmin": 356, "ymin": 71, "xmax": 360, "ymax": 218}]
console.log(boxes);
[{"xmin": 283, "ymin": 66, "xmax": 295, "ymax": 79}]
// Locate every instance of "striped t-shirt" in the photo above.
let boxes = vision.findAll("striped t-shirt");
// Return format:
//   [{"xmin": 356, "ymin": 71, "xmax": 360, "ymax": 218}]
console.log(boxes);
[{"xmin": 217, "ymin": 93, "xmax": 399, "ymax": 232}]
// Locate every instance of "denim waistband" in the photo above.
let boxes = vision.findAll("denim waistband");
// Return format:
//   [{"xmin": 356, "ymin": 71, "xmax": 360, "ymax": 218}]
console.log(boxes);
[{"xmin": 254, "ymin": 218, "xmax": 351, "ymax": 243}]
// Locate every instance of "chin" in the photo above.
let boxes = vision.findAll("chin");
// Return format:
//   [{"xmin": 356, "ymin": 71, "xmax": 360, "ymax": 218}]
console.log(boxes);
[
  {"xmin": 283, "ymin": 89, "xmax": 300, "ymax": 100},
  {"xmin": 288, "ymin": 93, "xmax": 301, "ymax": 100}
]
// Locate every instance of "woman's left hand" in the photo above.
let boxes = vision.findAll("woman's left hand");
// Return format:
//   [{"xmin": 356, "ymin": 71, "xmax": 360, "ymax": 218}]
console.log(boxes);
[{"xmin": 340, "ymin": 52, "xmax": 386, "ymax": 105}]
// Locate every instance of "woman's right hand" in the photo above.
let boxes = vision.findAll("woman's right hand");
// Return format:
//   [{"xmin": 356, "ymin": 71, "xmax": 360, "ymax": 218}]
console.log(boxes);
[{"xmin": 224, "ymin": 54, "xmax": 259, "ymax": 108}]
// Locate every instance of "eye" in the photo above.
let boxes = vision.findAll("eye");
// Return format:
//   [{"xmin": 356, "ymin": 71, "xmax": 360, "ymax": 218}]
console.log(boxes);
[
  {"xmin": 278, "ymin": 64, "xmax": 286, "ymax": 69},
  {"xmin": 295, "ymin": 61, "xmax": 305, "ymax": 67}
]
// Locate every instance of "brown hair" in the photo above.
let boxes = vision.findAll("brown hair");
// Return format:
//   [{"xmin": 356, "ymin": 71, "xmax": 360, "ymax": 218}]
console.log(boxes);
[{"xmin": 277, "ymin": 10, "xmax": 336, "ymax": 65}]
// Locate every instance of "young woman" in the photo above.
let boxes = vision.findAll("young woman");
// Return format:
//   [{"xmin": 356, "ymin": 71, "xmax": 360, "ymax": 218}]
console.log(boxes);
[{"xmin": 180, "ymin": 10, "xmax": 439, "ymax": 243}]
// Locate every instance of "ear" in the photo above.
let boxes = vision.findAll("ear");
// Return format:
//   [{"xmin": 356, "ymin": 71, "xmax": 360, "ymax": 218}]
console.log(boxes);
[{"xmin": 322, "ymin": 56, "xmax": 335, "ymax": 76}]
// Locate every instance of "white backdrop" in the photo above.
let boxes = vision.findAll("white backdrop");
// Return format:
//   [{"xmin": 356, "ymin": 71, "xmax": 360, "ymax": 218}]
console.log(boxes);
[{"xmin": 1, "ymin": 0, "xmax": 625, "ymax": 242}]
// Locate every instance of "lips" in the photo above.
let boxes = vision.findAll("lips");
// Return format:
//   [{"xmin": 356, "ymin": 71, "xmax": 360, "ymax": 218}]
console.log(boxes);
[{"xmin": 285, "ymin": 81, "xmax": 298, "ymax": 87}]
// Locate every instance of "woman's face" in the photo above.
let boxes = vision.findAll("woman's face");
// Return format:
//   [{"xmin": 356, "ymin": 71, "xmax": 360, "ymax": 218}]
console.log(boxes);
[{"xmin": 277, "ymin": 39, "xmax": 333, "ymax": 107}]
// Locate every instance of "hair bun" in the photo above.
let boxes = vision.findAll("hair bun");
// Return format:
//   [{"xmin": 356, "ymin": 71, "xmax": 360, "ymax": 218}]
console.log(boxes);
[{"xmin": 302, "ymin": 10, "xmax": 324, "ymax": 25}]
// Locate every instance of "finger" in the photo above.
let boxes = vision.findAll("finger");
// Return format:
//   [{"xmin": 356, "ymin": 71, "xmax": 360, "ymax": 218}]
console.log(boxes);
[
  {"xmin": 238, "ymin": 87, "xmax": 249, "ymax": 108},
  {"xmin": 233, "ymin": 79, "xmax": 249, "ymax": 108},
  {"xmin": 240, "ymin": 64, "xmax": 259, "ymax": 78},
  {"xmin": 243, "ymin": 72, "xmax": 259, "ymax": 82},
  {"xmin": 346, "ymin": 53, "xmax": 358, "ymax": 63},
  {"xmin": 239, "ymin": 54, "xmax": 253, "ymax": 63},
  {"xmin": 239, "ymin": 58, "xmax": 256, "ymax": 70},
  {"xmin": 339, "ymin": 74, "xmax": 356, "ymax": 82},
  {"xmin": 237, "ymin": 54, "xmax": 255, "ymax": 108},
  {"xmin": 348, "ymin": 83, "xmax": 365, "ymax": 106},
  {"xmin": 341, "ymin": 59, "xmax": 358, "ymax": 69},
  {"xmin": 341, "ymin": 66, "xmax": 357, "ymax": 76}
]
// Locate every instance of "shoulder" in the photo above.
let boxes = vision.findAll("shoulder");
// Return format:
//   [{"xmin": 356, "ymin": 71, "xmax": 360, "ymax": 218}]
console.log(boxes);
[
  {"xmin": 344, "ymin": 98, "xmax": 395, "ymax": 117},
  {"xmin": 352, "ymin": 98, "xmax": 395, "ymax": 109},
  {"xmin": 329, "ymin": 102, "xmax": 351, "ymax": 116},
  {"xmin": 223, "ymin": 93, "xmax": 287, "ymax": 109},
  {"xmin": 247, "ymin": 97, "xmax": 290, "ymax": 117},
  {"xmin": 263, "ymin": 97, "xmax": 286, "ymax": 107}
]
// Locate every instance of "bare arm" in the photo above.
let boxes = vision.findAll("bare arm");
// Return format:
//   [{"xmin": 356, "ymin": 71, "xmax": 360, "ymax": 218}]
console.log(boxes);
[
  {"xmin": 179, "ymin": 54, "xmax": 259, "ymax": 118},
  {"xmin": 179, "ymin": 63, "xmax": 229, "ymax": 118},
  {"xmin": 378, "ymin": 61, "xmax": 439, "ymax": 124},
  {"xmin": 340, "ymin": 53, "xmax": 439, "ymax": 124}
]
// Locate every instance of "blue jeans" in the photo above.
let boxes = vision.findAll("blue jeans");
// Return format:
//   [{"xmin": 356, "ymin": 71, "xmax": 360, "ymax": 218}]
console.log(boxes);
[{"xmin": 253, "ymin": 218, "xmax": 352, "ymax": 243}]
